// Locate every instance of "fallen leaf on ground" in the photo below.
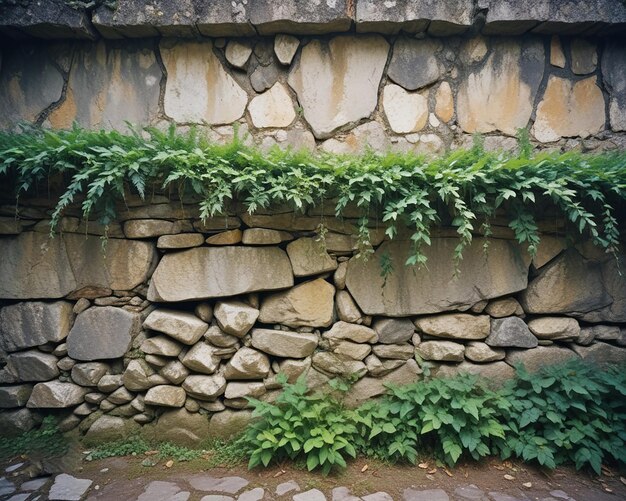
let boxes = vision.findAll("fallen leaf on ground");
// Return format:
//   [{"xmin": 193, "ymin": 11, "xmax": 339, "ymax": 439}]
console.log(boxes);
[
  {"xmin": 361, "ymin": 465, "xmax": 369, "ymax": 473},
  {"xmin": 493, "ymin": 465, "xmax": 505, "ymax": 471},
  {"xmin": 426, "ymin": 474, "xmax": 435, "ymax": 481},
  {"xmin": 604, "ymin": 487, "xmax": 613, "ymax": 493},
  {"xmin": 418, "ymin": 463, "xmax": 428, "ymax": 469},
  {"xmin": 522, "ymin": 482, "xmax": 532, "ymax": 488},
  {"xmin": 428, "ymin": 468, "xmax": 437, "ymax": 474},
  {"xmin": 504, "ymin": 474, "xmax": 515, "ymax": 481},
  {"xmin": 620, "ymin": 476, "xmax": 626, "ymax": 486},
  {"xmin": 165, "ymin": 460, "xmax": 173, "ymax": 468},
  {"xmin": 145, "ymin": 450, "xmax": 158, "ymax": 456},
  {"xmin": 273, "ymin": 470, "xmax": 285, "ymax": 478},
  {"xmin": 443, "ymin": 468, "xmax": 453, "ymax": 477}
]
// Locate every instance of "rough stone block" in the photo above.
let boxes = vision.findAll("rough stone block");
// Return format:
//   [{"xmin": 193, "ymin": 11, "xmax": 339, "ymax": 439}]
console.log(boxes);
[{"xmin": 249, "ymin": 0, "xmax": 352, "ymax": 35}]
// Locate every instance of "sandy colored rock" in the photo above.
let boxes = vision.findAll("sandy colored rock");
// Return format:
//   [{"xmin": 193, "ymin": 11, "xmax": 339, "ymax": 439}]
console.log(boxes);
[
  {"xmin": 123, "ymin": 219, "xmax": 176, "ymax": 239},
  {"xmin": 225, "ymin": 40, "xmax": 253, "ymax": 68},
  {"xmin": 550, "ymin": 36, "xmax": 565, "ymax": 68},
  {"xmin": 331, "ymin": 340, "xmax": 372, "ymax": 361},
  {"xmin": 208, "ymin": 409, "xmax": 253, "ymax": 440},
  {"xmin": 225, "ymin": 382, "xmax": 266, "ymax": 400},
  {"xmin": 27, "ymin": 381, "xmax": 87, "ymax": 408},
  {"xmin": 97, "ymin": 374, "xmax": 123, "ymax": 393},
  {"xmin": 334, "ymin": 261, "xmax": 348, "ymax": 290},
  {"xmin": 416, "ymin": 341, "xmax": 464, "ymax": 362},
  {"xmin": 465, "ymin": 342, "xmax": 505, "ymax": 363},
  {"xmin": 387, "ymin": 37, "xmax": 441, "ymax": 91},
  {"xmin": 435, "ymin": 81, "xmax": 454, "ymax": 123},
  {"xmin": 224, "ymin": 347, "xmax": 270, "ymax": 380},
  {"xmin": 160, "ymin": 360, "xmax": 190, "ymax": 385},
  {"xmin": 506, "ymin": 346, "xmax": 578, "ymax": 373},
  {"xmin": 435, "ymin": 361, "xmax": 515, "ymax": 387},
  {"xmin": 249, "ymin": 82, "xmax": 296, "ymax": 128},
  {"xmin": 274, "ymin": 34, "xmax": 299, "ymax": 65},
  {"xmin": 251, "ymin": 329, "xmax": 318, "ymax": 358},
  {"xmin": 383, "ymin": 84, "xmax": 428, "ymax": 134},
  {"xmin": 152, "ymin": 408, "xmax": 210, "ymax": 447},
  {"xmin": 214, "ymin": 301, "xmax": 259, "ymax": 337},
  {"xmin": 312, "ymin": 352, "xmax": 367, "ymax": 378},
  {"xmin": 144, "ymin": 309, "xmax": 208, "ymax": 345},
  {"xmin": 148, "ymin": 246, "xmax": 293, "ymax": 302},
  {"xmin": 485, "ymin": 298, "xmax": 522, "ymax": 318},
  {"xmin": 160, "ymin": 39, "xmax": 247, "ymax": 124},
  {"xmin": 144, "ymin": 385, "xmax": 186, "ymax": 407},
  {"xmin": 533, "ymin": 236, "xmax": 566, "ymax": 269},
  {"xmin": 533, "ymin": 76, "xmax": 605, "ymax": 143},
  {"xmin": 123, "ymin": 359, "xmax": 155, "ymax": 391},
  {"xmin": 457, "ymin": 38, "xmax": 544, "ymax": 135},
  {"xmin": 287, "ymin": 35, "xmax": 389, "ymax": 139},
  {"xmin": 372, "ymin": 343, "xmax": 414, "ymax": 360},
  {"xmin": 205, "ymin": 229, "xmax": 242, "ymax": 245},
  {"xmin": 324, "ymin": 321, "xmax": 378, "ymax": 344},
  {"xmin": 241, "ymin": 228, "xmax": 291, "ymax": 245},
  {"xmin": 527, "ymin": 317, "xmax": 580, "ymax": 340},
  {"xmin": 157, "ymin": 233, "xmax": 205, "ymax": 249},
  {"xmin": 415, "ymin": 314, "xmax": 490, "ymax": 340},
  {"xmin": 84, "ymin": 415, "xmax": 137, "ymax": 445},
  {"xmin": 286, "ymin": 238, "xmax": 337, "ymax": 277},
  {"xmin": 486, "ymin": 317, "xmax": 538, "ymax": 348},
  {"xmin": 182, "ymin": 374, "xmax": 227, "ymax": 401},
  {"xmin": 336, "ymin": 290, "xmax": 363, "ymax": 323},
  {"xmin": 141, "ymin": 335, "xmax": 183, "ymax": 357},
  {"xmin": 71, "ymin": 363, "xmax": 108, "ymax": 387},
  {"xmin": 460, "ymin": 36, "xmax": 488, "ymax": 64}
]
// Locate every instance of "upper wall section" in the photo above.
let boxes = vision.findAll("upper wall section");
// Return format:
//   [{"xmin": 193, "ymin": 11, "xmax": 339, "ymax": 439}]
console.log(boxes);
[{"xmin": 1, "ymin": 0, "xmax": 625, "ymax": 40}]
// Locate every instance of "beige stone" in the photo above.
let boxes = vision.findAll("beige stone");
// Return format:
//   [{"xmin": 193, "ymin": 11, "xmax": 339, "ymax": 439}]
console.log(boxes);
[
  {"xmin": 287, "ymin": 35, "xmax": 389, "ymax": 139},
  {"xmin": 414, "ymin": 314, "xmax": 490, "ymax": 340},
  {"xmin": 465, "ymin": 342, "xmax": 505, "ymax": 363},
  {"xmin": 123, "ymin": 219, "xmax": 176, "ymax": 239},
  {"xmin": 144, "ymin": 385, "xmax": 186, "ymax": 408},
  {"xmin": 157, "ymin": 233, "xmax": 205, "ymax": 249},
  {"xmin": 205, "ymin": 229, "xmax": 242, "ymax": 245},
  {"xmin": 241, "ymin": 228, "xmax": 292, "ymax": 245},
  {"xmin": 533, "ymin": 236, "xmax": 566, "ymax": 269},
  {"xmin": 181, "ymin": 343, "xmax": 220, "ymax": 374},
  {"xmin": 506, "ymin": 346, "xmax": 578, "ymax": 373},
  {"xmin": 434, "ymin": 361, "xmax": 515, "ymax": 387},
  {"xmin": 225, "ymin": 40, "xmax": 253, "ymax": 68},
  {"xmin": 434, "ymin": 82, "xmax": 454, "ymax": 123},
  {"xmin": 460, "ymin": 36, "xmax": 488, "ymax": 64},
  {"xmin": 550, "ymin": 36, "xmax": 565, "ymax": 68},
  {"xmin": 143, "ymin": 309, "xmax": 208, "ymax": 345},
  {"xmin": 372, "ymin": 343, "xmax": 414, "ymax": 360},
  {"xmin": 571, "ymin": 342, "xmax": 626, "ymax": 366},
  {"xmin": 152, "ymin": 408, "xmax": 209, "ymax": 446},
  {"xmin": 251, "ymin": 329, "xmax": 318, "ymax": 358},
  {"xmin": 148, "ymin": 246, "xmax": 294, "ymax": 302},
  {"xmin": 527, "ymin": 317, "xmax": 580, "ymax": 340},
  {"xmin": 533, "ymin": 76, "xmax": 605, "ymax": 143},
  {"xmin": 336, "ymin": 290, "xmax": 363, "ymax": 323},
  {"xmin": 334, "ymin": 261, "xmax": 348, "ymax": 290},
  {"xmin": 457, "ymin": 39, "xmax": 544, "ymax": 135},
  {"xmin": 485, "ymin": 298, "xmax": 522, "ymax": 318},
  {"xmin": 259, "ymin": 278, "xmax": 335, "ymax": 328},
  {"xmin": 182, "ymin": 374, "xmax": 226, "ymax": 401},
  {"xmin": 323, "ymin": 321, "xmax": 378, "ymax": 344},
  {"xmin": 416, "ymin": 341, "xmax": 464, "ymax": 362},
  {"xmin": 249, "ymin": 82, "xmax": 296, "ymax": 128},
  {"xmin": 140, "ymin": 335, "xmax": 183, "ymax": 358},
  {"xmin": 286, "ymin": 237, "xmax": 337, "ymax": 277},
  {"xmin": 224, "ymin": 347, "xmax": 270, "ymax": 380},
  {"xmin": 274, "ymin": 34, "xmax": 299, "ymax": 65},
  {"xmin": 26, "ymin": 381, "xmax": 87, "ymax": 408},
  {"xmin": 214, "ymin": 301, "xmax": 259, "ymax": 338},
  {"xmin": 160, "ymin": 39, "xmax": 248, "ymax": 124},
  {"xmin": 331, "ymin": 340, "xmax": 371, "ymax": 361},
  {"xmin": 312, "ymin": 352, "xmax": 367, "ymax": 378},
  {"xmin": 382, "ymin": 84, "xmax": 428, "ymax": 134},
  {"xmin": 570, "ymin": 39, "xmax": 597, "ymax": 75},
  {"xmin": 208, "ymin": 410, "xmax": 253, "ymax": 440}
]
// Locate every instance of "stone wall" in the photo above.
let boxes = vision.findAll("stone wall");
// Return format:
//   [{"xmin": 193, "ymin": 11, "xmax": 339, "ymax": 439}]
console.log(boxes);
[{"xmin": 0, "ymin": 197, "xmax": 625, "ymax": 442}]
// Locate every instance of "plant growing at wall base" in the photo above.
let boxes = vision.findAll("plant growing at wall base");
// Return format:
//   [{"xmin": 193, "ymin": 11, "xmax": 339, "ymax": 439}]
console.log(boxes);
[{"xmin": 0, "ymin": 416, "xmax": 68, "ymax": 459}]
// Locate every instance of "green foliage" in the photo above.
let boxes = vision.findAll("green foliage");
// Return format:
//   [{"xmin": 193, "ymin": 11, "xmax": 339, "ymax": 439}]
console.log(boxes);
[
  {"xmin": 244, "ymin": 373, "xmax": 358, "ymax": 475},
  {"xmin": 201, "ymin": 436, "xmax": 248, "ymax": 468},
  {"xmin": 0, "ymin": 416, "xmax": 68, "ymax": 459},
  {"xmin": 494, "ymin": 360, "xmax": 626, "ymax": 474},
  {"xmin": 87, "ymin": 435, "xmax": 150, "ymax": 460},
  {"xmin": 354, "ymin": 374, "xmax": 508, "ymax": 466},
  {"xmin": 157, "ymin": 442, "xmax": 202, "ymax": 461},
  {"xmin": 0, "ymin": 125, "xmax": 624, "ymax": 272}
]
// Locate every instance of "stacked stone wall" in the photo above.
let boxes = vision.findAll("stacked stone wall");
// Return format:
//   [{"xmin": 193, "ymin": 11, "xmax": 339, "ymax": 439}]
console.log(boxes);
[{"xmin": 0, "ymin": 198, "xmax": 624, "ymax": 442}]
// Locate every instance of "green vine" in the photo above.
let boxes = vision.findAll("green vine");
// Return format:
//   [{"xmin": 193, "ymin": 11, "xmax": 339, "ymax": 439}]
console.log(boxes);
[{"xmin": 0, "ymin": 124, "xmax": 624, "ymax": 271}]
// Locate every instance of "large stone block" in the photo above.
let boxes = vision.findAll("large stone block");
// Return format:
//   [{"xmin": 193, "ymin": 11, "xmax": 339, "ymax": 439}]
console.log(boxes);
[
  {"xmin": 0, "ymin": 408, "xmax": 36, "ymax": 437},
  {"xmin": 151, "ymin": 408, "xmax": 210, "ymax": 447},
  {"xmin": 572, "ymin": 342, "xmax": 626, "ymax": 365},
  {"xmin": 0, "ymin": 301, "xmax": 73, "ymax": 352},
  {"xmin": 27, "ymin": 381, "xmax": 87, "ymax": 408},
  {"xmin": 67, "ymin": 307, "xmax": 141, "ymax": 361},
  {"xmin": 288, "ymin": 35, "xmax": 389, "ymax": 139},
  {"xmin": 387, "ymin": 38, "xmax": 442, "ymax": 91},
  {"xmin": 506, "ymin": 346, "xmax": 578, "ymax": 373},
  {"xmin": 159, "ymin": 39, "xmax": 248, "ymax": 125},
  {"xmin": 346, "ymin": 238, "xmax": 530, "ymax": 316},
  {"xmin": 214, "ymin": 301, "xmax": 259, "ymax": 338},
  {"xmin": 602, "ymin": 39, "xmax": 626, "ymax": 132},
  {"xmin": 6, "ymin": 351, "xmax": 59, "ymax": 382},
  {"xmin": 251, "ymin": 329, "xmax": 318, "ymax": 358},
  {"xmin": 224, "ymin": 347, "xmax": 270, "ymax": 380},
  {"xmin": 0, "ymin": 232, "xmax": 156, "ymax": 299},
  {"xmin": 414, "ymin": 314, "xmax": 490, "ymax": 340},
  {"xmin": 249, "ymin": 0, "xmax": 351, "ymax": 35},
  {"xmin": 356, "ymin": 0, "xmax": 473, "ymax": 35},
  {"xmin": 48, "ymin": 41, "xmax": 162, "ymax": 130},
  {"xmin": 0, "ymin": 385, "xmax": 33, "ymax": 408},
  {"xmin": 148, "ymin": 246, "xmax": 293, "ymax": 302},
  {"xmin": 457, "ymin": 38, "xmax": 544, "ymax": 136},
  {"xmin": 143, "ymin": 309, "xmax": 208, "ymax": 345},
  {"xmin": 486, "ymin": 317, "xmax": 538, "ymax": 348}
]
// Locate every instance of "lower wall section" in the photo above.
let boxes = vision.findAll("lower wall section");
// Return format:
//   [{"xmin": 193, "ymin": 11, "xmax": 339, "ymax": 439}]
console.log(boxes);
[{"xmin": 0, "ymin": 208, "xmax": 625, "ymax": 442}]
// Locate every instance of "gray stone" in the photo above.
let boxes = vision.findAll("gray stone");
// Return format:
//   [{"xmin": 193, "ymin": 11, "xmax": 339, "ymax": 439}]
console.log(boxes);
[
  {"xmin": 241, "ymin": 228, "xmax": 291, "ymax": 245},
  {"xmin": 372, "ymin": 344, "xmax": 415, "ymax": 360},
  {"xmin": 365, "ymin": 354, "xmax": 404, "ymax": 377},
  {"xmin": 362, "ymin": 493, "xmax": 393, "ymax": 501},
  {"xmin": 108, "ymin": 386, "xmax": 134, "ymax": 404},
  {"xmin": 182, "ymin": 375, "xmax": 227, "ymax": 401},
  {"xmin": 0, "ymin": 408, "xmax": 36, "ymax": 437},
  {"xmin": 416, "ymin": 341, "xmax": 464, "ymax": 362},
  {"xmin": 20, "ymin": 477, "xmax": 49, "ymax": 492},
  {"xmin": 571, "ymin": 342, "xmax": 626, "ymax": 366},
  {"xmin": 214, "ymin": 301, "xmax": 259, "ymax": 338},
  {"xmin": 67, "ymin": 307, "xmax": 140, "ymax": 361},
  {"xmin": 144, "ymin": 309, "xmax": 209, "ymax": 345},
  {"xmin": 141, "ymin": 335, "xmax": 183, "ymax": 357},
  {"xmin": 208, "ymin": 409, "xmax": 253, "ymax": 440},
  {"xmin": 276, "ymin": 480, "xmax": 301, "ymax": 496},
  {"xmin": 225, "ymin": 40, "xmax": 253, "ymax": 68},
  {"xmin": 148, "ymin": 246, "xmax": 294, "ymax": 302},
  {"xmin": 71, "ymin": 362, "xmax": 108, "ymax": 387},
  {"xmin": 506, "ymin": 346, "xmax": 578, "ymax": 373},
  {"xmin": 465, "ymin": 342, "xmax": 505, "ymax": 363},
  {"xmin": 336, "ymin": 290, "xmax": 363, "ymax": 323},
  {"xmin": 27, "ymin": 381, "xmax": 87, "ymax": 408},
  {"xmin": 152, "ymin": 408, "xmax": 210, "ymax": 447},
  {"xmin": 486, "ymin": 317, "xmax": 538, "ymax": 348},
  {"xmin": 157, "ymin": 233, "xmax": 205, "ymax": 249},
  {"xmin": 204, "ymin": 326, "xmax": 240, "ymax": 348},
  {"xmin": 0, "ymin": 385, "xmax": 32, "ymax": 408},
  {"xmin": 97, "ymin": 374, "xmax": 123, "ymax": 393},
  {"xmin": 287, "ymin": 35, "xmax": 389, "ymax": 139},
  {"xmin": 403, "ymin": 489, "xmax": 449, "ymax": 501},
  {"xmin": 123, "ymin": 359, "xmax": 155, "ymax": 391},
  {"xmin": 250, "ymin": 61, "xmax": 281, "ymax": 94},
  {"xmin": 312, "ymin": 352, "xmax": 367, "ymax": 378},
  {"xmin": 527, "ymin": 317, "xmax": 580, "ymax": 340},
  {"xmin": 0, "ymin": 0, "xmax": 95, "ymax": 38},
  {"xmin": 84, "ymin": 415, "xmax": 137, "ymax": 445},
  {"xmin": 251, "ymin": 329, "xmax": 318, "ymax": 358},
  {"xmin": 293, "ymin": 489, "xmax": 326, "ymax": 501},
  {"xmin": 136, "ymin": 481, "xmax": 191, "ymax": 501},
  {"xmin": 259, "ymin": 278, "xmax": 335, "ymax": 328},
  {"xmin": 373, "ymin": 318, "xmax": 414, "ymax": 344},
  {"xmin": 189, "ymin": 475, "xmax": 249, "ymax": 494},
  {"xmin": 224, "ymin": 382, "xmax": 266, "ymax": 400},
  {"xmin": 286, "ymin": 238, "xmax": 337, "ymax": 277},
  {"xmin": 274, "ymin": 34, "xmax": 299, "ymax": 65},
  {"xmin": 324, "ymin": 322, "xmax": 378, "ymax": 344},
  {"xmin": 239, "ymin": 487, "xmax": 265, "ymax": 501},
  {"xmin": 48, "ymin": 474, "xmax": 92, "ymax": 501},
  {"xmin": 0, "ymin": 301, "xmax": 73, "ymax": 352},
  {"xmin": 250, "ymin": 0, "xmax": 352, "ymax": 35},
  {"xmin": 415, "ymin": 314, "xmax": 490, "ymax": 340},
  {"xmin": 603, "ymin": 39, "xmax": 626, "ymax": 132},
  {"xmin": 570, "ymin": 39, "xmax": 597, "ymax": 75},
  {"xmin": 144, "ymin": 385, "xmax": 186, "ymax": 407},
  {"xmin": 346, "ymin": 239, "xmax": 529, "ymax": 316},
  {"xmin": 388, "ymin": 38, "xmax": 441, "ymax": 91},
  {"xmin": 224, "ymin": 348, "xmax": 270, "ymax": 380},
  {"xmin": 453, "ymin": 485, "xmax": 485, "ymax": 500},
  {"xmin": 161, "ymin": 360, "xmax": 190, "ymax": 385},
  {"xmin": 181, "ymin": 343, "xmax": 220, "ymax": 374},
  {"xmin": 195, "ymin": 303, "xmax": 214, "ymax": 323},
  {"xmin": 6, "ymin": 351, "xmax": 59, "ymax": 382}
]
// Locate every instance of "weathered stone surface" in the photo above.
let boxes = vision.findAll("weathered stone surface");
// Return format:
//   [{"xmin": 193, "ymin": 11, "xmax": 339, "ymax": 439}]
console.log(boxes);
[
  {"xmin": 144, "ymin": 309, "xmax": 208, "ymax": 345},
  {"xmin": 97, "ymin": 374, "xmax": 123, "ymax": 393},
  {"xmin": 460, "ymin": 36, "xmax": 488, "ymax": 64},
  {"xmin": 67, "ymin": 307, "xmax": 139, "ymax": 361},
  {"xmin": 372, "ymin": 344, "xmax": 415, "ymax": 360},
  {"xmin": 145, "ymin": 385, "xmax": 186, "ymax": 408},
  {"xmin": 0, "ymin": 44, "xmax": 64, "ymax": 128},
  {"xmin": 324, "ymin": 321, "xmax": 378, "ymax": 343},
  {"xmin": 527, "ymin": 317, "xmax": 580, "ymax": 340},
  {"xmin": 108, "ymin": 386, "xmax": 135, "ymax": 404},
  {"xmin": 0, "ymin": 385, "xmax": 32, "ymax": 408},
  {"xmin": 84, "ymin": 415, "xmax": 137, "ymax": 445},
  {"xmin": 249, "ymin": 83, "xmax": 296, "ymax": 128},
  {"xmin": 141, "ymin": 335, "xmax": 183, "ymax": 357},
  {"xmin": 156, "ymin": 233, "xmax": 205, "ymax": 249},
  {"xmin": 71, "ymin": 363, "xmax": 108, "ymax": 387},
  {"xmin": 27, "ymin": 381, "xmax": 87, "ymax": 408},
  {"xmin": 0, "ymin": 233, "xmax": 155, "ymax": 299},
  {"xmin": 182, "ymin": 375, "xmax": 227, "ymax": 401},
  {"xmin": 0, "ymin": 301, "xmax": 73, "ymax": 352},
  {"xmin": 225, "ymin": 40, "xmax": 253, "ymax": 68},
  {"xmin": 486, "ymin": 317, "xmax": 538, "ymax": 348},
  {"xmin": 365, "ymin": 354, "xmax": 404, "ymax": 377},
  {"xmin": 208, "ymin": 409, "xmax": 253, "ymax": 440},
  {"xmin": 152, "ymin": 408, "xmax": 210, "ymax": 447},
  {"xmin": 532, "ymin": 76, "xmax": 605, "ymax": 143},
  {"xmin": 457, "ymin": 38, "xmax": 544, "ymax": 135},
  {"xmin": 214, "ymin": 301, "xmax": 259, "ymax": 338},
  {"xmin": 533, "ymin": 237, "xmax": 566, "ymax": 270},
  {"xmin": 320, "ymin": 121, "xmax": 390, "ymax": 155},
  {"xmin": 123, "ymin": 219, "xmax": 177, "ymax": 239},
  {"xmin": 160, "ymin": 360, "xmax": 190, "ymax": 385},
  {"xmin": 435, "ymin": 81, "xmax": 454, "ymax": 123},
  {"xmin": 259, "ymin": 278, "xmax": 335, "ymax": 328},
  {"xmin": 287, "ymin": 35, "xmax": 389, "ymax": 139},
  {"xmin": 331, "ymin": 340, "xmax": 372, "ymax": 361},
  {"xmin": 550, "ymin": 36, "xmax": 566, "ymax": 68},
  {"xmin": 204, "ymin": 325, "xmax": 239, "ymax": 348},
  {"xmin": 415, "ymin": 314, "xmax": 490, "ymax": 340},
  {"xmin": 286, "ymin": 238, "xmax": 337, "ymax": 277},
  {"xmin": 387, "ymin": 38, "xmax": 441, "ymax": 91},
  {"xmin": 416, "ymin": 341, "xmax": 464, "ymax": 362},
  {"xmin": 603, "ymin": 39, "xmax": 626, "ymax": 132},
  {"xmin": 485, "ymin": 298, "xmax": 523, "ymax": 318},
  {"xmin": 48, "ymin": 41, "xmax": 160, "ymax": 129},
  {"xmin": 123, "ymin": 359, "xmax": 155, "ymax": 391},
  {"xmin": 250, "ymin": 58, "xmax": 280, "ymax": 93},
  {"xmin": 572, "ymin": 342, "xmax": 626, "ymax": 365},
  {"xmin": 356, "ymin": 0, "xmax": 473, "ymax": 35},
  {"xmin": 570, "ymin": 39, "xmax": 597, "ymax": 75},
  {"xmin": 160, "ymin": 39, "xmax": 247, "ymax": 125},
  {"xmin": 148, "ymin": 246, "xmax": 294, "ymax": 302},
  {"xmin": 240, "ymin": 213, "xmax": 356, "ymax": 233},
  {"xmin": 506, "ymin": 346, "xmax": 578, "ymax": 373},
  {"xmin": 347, "ymin": 239, "xmax": 529, "ymax": 316},
  {"xmin": 251, "ymin": 329, "xmax": 318, "ymax": 358},
  {"xmin": 382, "ymin": 84, "xmax": 428, "ymax": 134},
  {"xmin": 224, "ymin": 382, "xmax": 266, "ymax": 400},
  {"xmin": 0, "ymin": 0, "xmax": 95, "ymax": 38},
  {"xmin": 274, "ymin": 34, "xmax": 299, "ymax": 65},
  {"xmin": 181, "ymin": 343, "xmax": 220, "ymax": 374},
  {"xmin": 224, "ymin": 348, "xmax": 270, "ymax": 380},
  {"xmin": 6, "ymin": 351, "xmax": 59, "ymax": 382},
  {"xmin": 249, "ymin": 0, "xmax": 352, "ymax": 35},
  {"xmin": 345, "ymin": 360, "xmax": 421, "ymax": 407},
  {"xmin": 373, "ymin": 318, "xmax": 415, "ymax": 344},
  {"xmin": 48, "ymin": 474, "xmax": 93, "ymax": 501},
  {"xmin": 205, "ymin": 229, "xmax": 242, "ymax": 245},
  {"xmin": 312, "ymin": 352, "xmax": 367, "ymax": 378},
  {"xmin": 465, "ymin": 342, "xmax": 505, "ymax": 363},
  {"xmin": 241, "ymin": 228, "xmax": 291, "ymax": 245},
  {"xmin": 0, "ymin": 408, "xmax": 36, "ymax": 437},
  {"xmin": 435, "ymin": 361, "xmax": 515, "ymax": 386},
  {"xmin": 278, "ymin": 358, "xmax": 311, "ymax": 382},
  {"xmin": 336, "ymin": 290, "xmax": 363, "ymax": 323}
]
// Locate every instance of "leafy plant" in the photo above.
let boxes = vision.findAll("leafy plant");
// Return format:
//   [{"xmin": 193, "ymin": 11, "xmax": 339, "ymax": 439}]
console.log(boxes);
[
  {"xmin": 0, "ymin": 415, "xmax": 68, "ymax": 459},
  {"xmin": 88, "ymin": 435, "xmax": 150, "ymax": 460},
  {"xmin": 244, "ymin": 373, "xmax": 358, "ymax": 475},
  {"xmin": 494, "ymin": 360, "xmax": 626, "ymax": 474}
]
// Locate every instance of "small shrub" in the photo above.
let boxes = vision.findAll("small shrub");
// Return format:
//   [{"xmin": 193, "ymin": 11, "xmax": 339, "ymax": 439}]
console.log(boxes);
[
  {"xmin": 88, "ymin": 435, "xmax": 150, "ymax": 460},
  {"xmin": 157, "ymin": 442, "xmax": 202, "ymax": 462},
  {"xmin": 0, "ymin": 415, "xmax": 68, "ymax": 459}
]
